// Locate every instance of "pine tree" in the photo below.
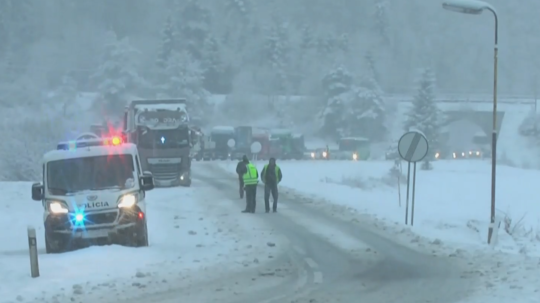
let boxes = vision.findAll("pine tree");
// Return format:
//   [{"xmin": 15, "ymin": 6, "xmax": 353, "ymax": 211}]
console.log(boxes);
[
  {"xmin": 365, "ymin": 51, "xmax": 379, "ymax": 83},
  {"xmin": 201, "ymin": 35, "xmax": 230, "ymax": 94},
  {"xmin": 156, "ymin": 15, "xmax": 177, "ymax": 70},
  {"xmin": 91, "ymin": 31, "xmax": 145, "ymax": 112},
  {"xmin": 373, "ymin": 0, "xmax": 389, "ymax": 45},
  {"xmin": 320, "ymin": 66, "xmax": 354, "ymax": 138},
  {"xmin": 348, "ymin": 76, "xmax": 386, "ymax": 141},
  {"xmin": 404, "ymin": 67, "xmax": 441, "ymax": 149},
  {"xmin": 56, "ymin": 75, "xmax": 78, "ymax": 117},
  {"xmin": 176, "ymin": 0, "xmax": 212, "ymax": 61},
  {"xmin": 262, "ymin": 19, "xmax": 290, "ymax": 94},
  {"xmin": 164, "ymin": 51, "xmax": 210, "ymax": 122},
  {"xmin": 299, "ymin": 25, "xmax": 315, "ymax": 50}
]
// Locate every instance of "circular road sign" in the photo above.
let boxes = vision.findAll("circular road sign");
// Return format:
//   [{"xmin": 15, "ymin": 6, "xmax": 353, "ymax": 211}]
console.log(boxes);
[
  {"xmin": 250, "ymin": 141, "xmax": 262, "ymax": 153},
  {"xmin": 398, "ymin": 131, "xmax": 429, "ymax": 162}
]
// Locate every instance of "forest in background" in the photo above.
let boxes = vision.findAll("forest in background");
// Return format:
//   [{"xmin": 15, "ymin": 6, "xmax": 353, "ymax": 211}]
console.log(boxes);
[{"xmin": 0, "ymin": 0, "xmax": 539, "ymax": 180}]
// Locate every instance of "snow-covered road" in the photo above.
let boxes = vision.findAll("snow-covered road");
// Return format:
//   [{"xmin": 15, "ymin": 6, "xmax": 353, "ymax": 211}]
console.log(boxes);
[
  {"xmin": 3, "ymin": 159, "xmax": 539, "ymax": 302},
  {"xmin": 0, "ymin": 179, "xmax": 291, "ymax": 303}
]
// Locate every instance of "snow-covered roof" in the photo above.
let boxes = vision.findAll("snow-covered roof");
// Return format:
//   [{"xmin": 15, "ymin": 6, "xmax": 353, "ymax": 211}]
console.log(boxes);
[
  {"xmin": 211, "ymin": 126, "xmax": 235, "ymax": 134},
  {"xmin": 270, "ymin": 128, "xmax": 292, "ymax": 135},
  {"xmin": 43, "ymin": 143, "xmax": 138, "ymax": 163},
  {"xmin": 340, "ymin": 137, "xmax": 369, "ymax": 141},
  {"xmin": 292, "ymin": 133, "xmax": 303, "ymax": 138},
  {"xmin": 134, "ymin": 103, "xmax": 187, "ymax": 112}
]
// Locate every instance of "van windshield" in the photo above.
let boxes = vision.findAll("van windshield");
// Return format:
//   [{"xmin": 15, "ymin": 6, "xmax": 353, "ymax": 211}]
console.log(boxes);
[{"xmin": 47, "ymin": 155, "xmax": 135, "ymax": 195}]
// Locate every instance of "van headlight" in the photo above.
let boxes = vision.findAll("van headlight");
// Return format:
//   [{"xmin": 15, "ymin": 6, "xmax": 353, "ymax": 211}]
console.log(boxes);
[
  {"xmin": 352, "ymin": 153, "xmax": 358, "ymax": 160},
  {"xmin": 322, "ymin": 151, "xmax": 327, "ymax": 157},
  {"xmin": 118, "ymin": 194, "xmax": 137, "ymax": 208},
  {"xmin": 48, "ymin": 201, "xmax": 68, "ymax": 214},
  {"xmin": 311, "ymin": 152, "xmax": 315, "ymax": 158},
  {"xmin": 435, "ymin": 152, "xmax": 440, "ymax": 159}
]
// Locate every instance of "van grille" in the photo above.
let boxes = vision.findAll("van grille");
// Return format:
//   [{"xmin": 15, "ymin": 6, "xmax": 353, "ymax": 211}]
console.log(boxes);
[{"xmin": 84, "ymin": 211, "xmax": 118, "ymax": 225}]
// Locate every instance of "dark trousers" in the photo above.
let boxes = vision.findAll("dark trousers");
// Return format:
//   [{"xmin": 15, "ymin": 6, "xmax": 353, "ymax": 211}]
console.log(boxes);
[
  {"xmin": 238, "ymin": 176, "xmax": 244, "ymax": 198},
  {"xmin": 264, "ymin": 183, "xmax": 278, "ymax": 211},
  {"xmin": 244, "ymin": 185, "xmax": 257, "ymax": 212}
]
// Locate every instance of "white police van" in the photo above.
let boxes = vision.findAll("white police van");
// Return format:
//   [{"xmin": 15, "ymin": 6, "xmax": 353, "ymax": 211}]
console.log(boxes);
[{"xmin": 31, "ymin": 133, "xmax": 155, "ymax": 253}]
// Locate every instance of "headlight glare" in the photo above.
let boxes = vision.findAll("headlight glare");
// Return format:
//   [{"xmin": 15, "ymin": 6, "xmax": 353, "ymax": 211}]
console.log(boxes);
[
  {"xmin": 118, "ymin": 194, "xmax": 137, "ymax": 208},
  {"xmin": 49, "ymin": 201, "xmax": 68, "ymax": 214}
]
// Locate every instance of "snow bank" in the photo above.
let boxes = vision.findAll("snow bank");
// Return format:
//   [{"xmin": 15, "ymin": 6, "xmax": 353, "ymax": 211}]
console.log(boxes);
[{"xmin": 0, "ymin": 180, "xmax": 286, "ymax": 303}]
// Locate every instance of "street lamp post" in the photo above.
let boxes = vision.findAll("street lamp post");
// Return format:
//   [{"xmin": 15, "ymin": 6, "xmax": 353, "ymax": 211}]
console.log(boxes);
[{"xmin": 442, "ymin": 0, "xmax": 498, "ymax": 244}]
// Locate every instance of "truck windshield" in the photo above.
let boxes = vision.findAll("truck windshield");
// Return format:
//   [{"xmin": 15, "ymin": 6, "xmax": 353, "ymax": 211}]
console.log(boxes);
[
  {"xmin": 339, "ymin": 139, "xmax": 368, "ymax": 151},
  {"xmin": 138, "ymin": 128, "xmax": 190, "ymax": 149},
  {"xmin": 47, "ymin": 155, "xmax": 135, "ymax": 195}
]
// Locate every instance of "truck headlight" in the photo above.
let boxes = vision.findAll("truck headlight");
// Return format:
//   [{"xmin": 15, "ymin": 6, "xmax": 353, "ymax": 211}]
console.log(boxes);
[
  {"xmin": 311, "ymin": 152, "xmax": 315, "ymax": 158},
  {"xmin": 118, "ymin": 194, "xmax": 136, "ymax": 208},
  {"xmin": 322, "ymin": 151, "xmax": 327, "ymax": 158},
  {"xmin": 49, "ymin": 201, "xmax": 68, "ymax": 214},
  {"xmin": 352, "ymin": 153, "xmax": 358, "ymax": 160},
  {"xmin": 435, "ymin": 152, "xmax": 440, "ymax": 159},
  {"xmin": 476, "ymin": 151, "xmax": 480, "ymax": 156}
]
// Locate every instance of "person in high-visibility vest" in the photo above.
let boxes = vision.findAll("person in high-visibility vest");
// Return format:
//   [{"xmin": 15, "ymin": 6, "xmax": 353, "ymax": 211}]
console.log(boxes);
[
  {"xmin": 260, "ymin": 158, "xmax": 283, "ymax": 213},
  {"xmin": 242, "ymin": 156, "xmax": 259, "ymax": 213}
]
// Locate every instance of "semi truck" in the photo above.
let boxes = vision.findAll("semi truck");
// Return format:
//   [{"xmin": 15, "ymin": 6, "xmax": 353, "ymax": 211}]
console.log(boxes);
[{"xmin": 123, "ymin": 99, "xmax": 193, "ymax": 187}]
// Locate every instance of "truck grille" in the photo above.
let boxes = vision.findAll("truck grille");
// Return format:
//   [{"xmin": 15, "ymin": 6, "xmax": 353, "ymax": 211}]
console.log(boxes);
[
  {"xmin": 84, "ymin": 211, "xmax": 118, "ymax": 225},
  {"xmin": 149, "ymin": 163, "xmax": 181, "ymax": 180}
]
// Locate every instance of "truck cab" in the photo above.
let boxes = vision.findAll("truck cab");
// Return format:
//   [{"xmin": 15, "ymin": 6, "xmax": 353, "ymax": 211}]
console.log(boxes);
[
  {"xmin": 123, "ymin": 99, "xmax": 192, "ymax": 187},
  {"xmin": 204, "ymin": 126, "xmax": 235, "ymax": 160},
  {"xmin": 30, "ymin": 134, "xmax": 154, "ymax": 253}
]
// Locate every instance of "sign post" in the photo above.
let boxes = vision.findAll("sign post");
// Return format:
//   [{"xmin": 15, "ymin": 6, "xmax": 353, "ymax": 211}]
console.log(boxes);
[
  {"xmin": 398, "ymin": 131, "xmax": 429, "ymax": 226},
  {"xmin": 251, "ymin": 142, "xmax": 262, "ymax": 161}
]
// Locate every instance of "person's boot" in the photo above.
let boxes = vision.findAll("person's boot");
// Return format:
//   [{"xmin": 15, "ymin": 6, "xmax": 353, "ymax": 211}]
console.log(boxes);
[
  {"xmin": 242, "ymin": 209, "xmax": 249, "ymax": 213},
  {"xmin": 273, "ymin": 209, "xmax": 277, "ymax": 213},
  {"xmin": 265, "ymin": 209, "xmax": 270, "ymax": 213}
]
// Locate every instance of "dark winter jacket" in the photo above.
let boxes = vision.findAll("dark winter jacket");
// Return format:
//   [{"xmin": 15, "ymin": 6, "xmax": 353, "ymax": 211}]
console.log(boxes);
[
  {"xmin": 261, "ymin": 164, "xmax": 282, "ymax": 186},
  {"xmin": 236, "ymin": 161, "xmax": 247, "ymax": 177}
]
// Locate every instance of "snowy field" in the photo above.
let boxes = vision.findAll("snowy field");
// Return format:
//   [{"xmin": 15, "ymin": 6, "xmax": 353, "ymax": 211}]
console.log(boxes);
[
  {"xmin": 217, "ymin": 159, "xmax": 540, "ymax": 302},
  {"xmin": 0, "ymin": 180, "xmax": 287, "ymax": 303}
]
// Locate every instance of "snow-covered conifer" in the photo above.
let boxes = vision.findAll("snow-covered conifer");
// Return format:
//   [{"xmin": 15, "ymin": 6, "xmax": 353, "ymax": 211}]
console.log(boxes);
[
  {"xmin": 404, "ymin": 67, "xmax": 441, "ymax": 148},
  {"xmin": 164, "ymin": 51, "xmax": 210, "ymax": 122},
  {"xmin": 91, "ymin": 31, "xmax": 145, "ymax": 112},
  {"xmin": 156, "ymin": 15, "xmax": 177, "ymax": 70},
  {"xmin": 373, "ymin": 0, "xmax": 389, "ymax": 45},
  {"xmin": 320, "ymin": 66, "xmax": 354, "ymax": 138},
  {"xmin": 348, "ymin": 76, "xmax": 386, "ymax": 140}
]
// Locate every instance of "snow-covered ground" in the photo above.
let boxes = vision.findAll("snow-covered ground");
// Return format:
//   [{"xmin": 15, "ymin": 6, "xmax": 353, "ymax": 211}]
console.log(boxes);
[
  {"xmin": 0, "ymin": 180, "xmax": 287, "ymax": 303},
  {"xmin": 217, "ymin": 159, "xmax": 540, "ymax": 301}
]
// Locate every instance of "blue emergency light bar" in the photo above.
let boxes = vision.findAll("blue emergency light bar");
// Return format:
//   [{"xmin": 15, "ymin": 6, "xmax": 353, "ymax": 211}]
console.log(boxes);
[{"xmin": 57, "ymin": 136, "xmax": 123, "ymax": 150}]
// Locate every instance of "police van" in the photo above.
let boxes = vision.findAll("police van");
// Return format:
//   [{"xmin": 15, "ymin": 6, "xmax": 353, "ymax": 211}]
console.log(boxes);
[{"xmin": 31, "ymin": 133, "xmax": 155, "ymax": 253}]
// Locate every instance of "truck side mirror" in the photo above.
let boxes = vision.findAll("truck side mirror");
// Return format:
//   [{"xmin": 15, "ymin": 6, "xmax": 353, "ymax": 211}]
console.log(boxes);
[
  {"xmin": 140, "ymin": 172, "xmax": 154, "ymax": 191},
  {"xmin": 31, "ymin": 183, "xmax": 44, "ymax": 201}
]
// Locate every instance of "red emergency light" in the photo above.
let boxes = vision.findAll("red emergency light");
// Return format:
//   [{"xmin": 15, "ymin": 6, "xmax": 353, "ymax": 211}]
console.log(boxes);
[{"xmin": 103, "ymin": 136, "xmax": 123, "ymax": 146}]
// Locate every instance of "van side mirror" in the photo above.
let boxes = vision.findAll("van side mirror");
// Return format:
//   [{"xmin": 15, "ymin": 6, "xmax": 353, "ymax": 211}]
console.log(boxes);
[
  {"xmin": 140, "ymin": 173, "xmax": 154, "ymax": 191},
  {"xmin": 31, "ymin": 183, "xmax": 44, "ymax": 201}
]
